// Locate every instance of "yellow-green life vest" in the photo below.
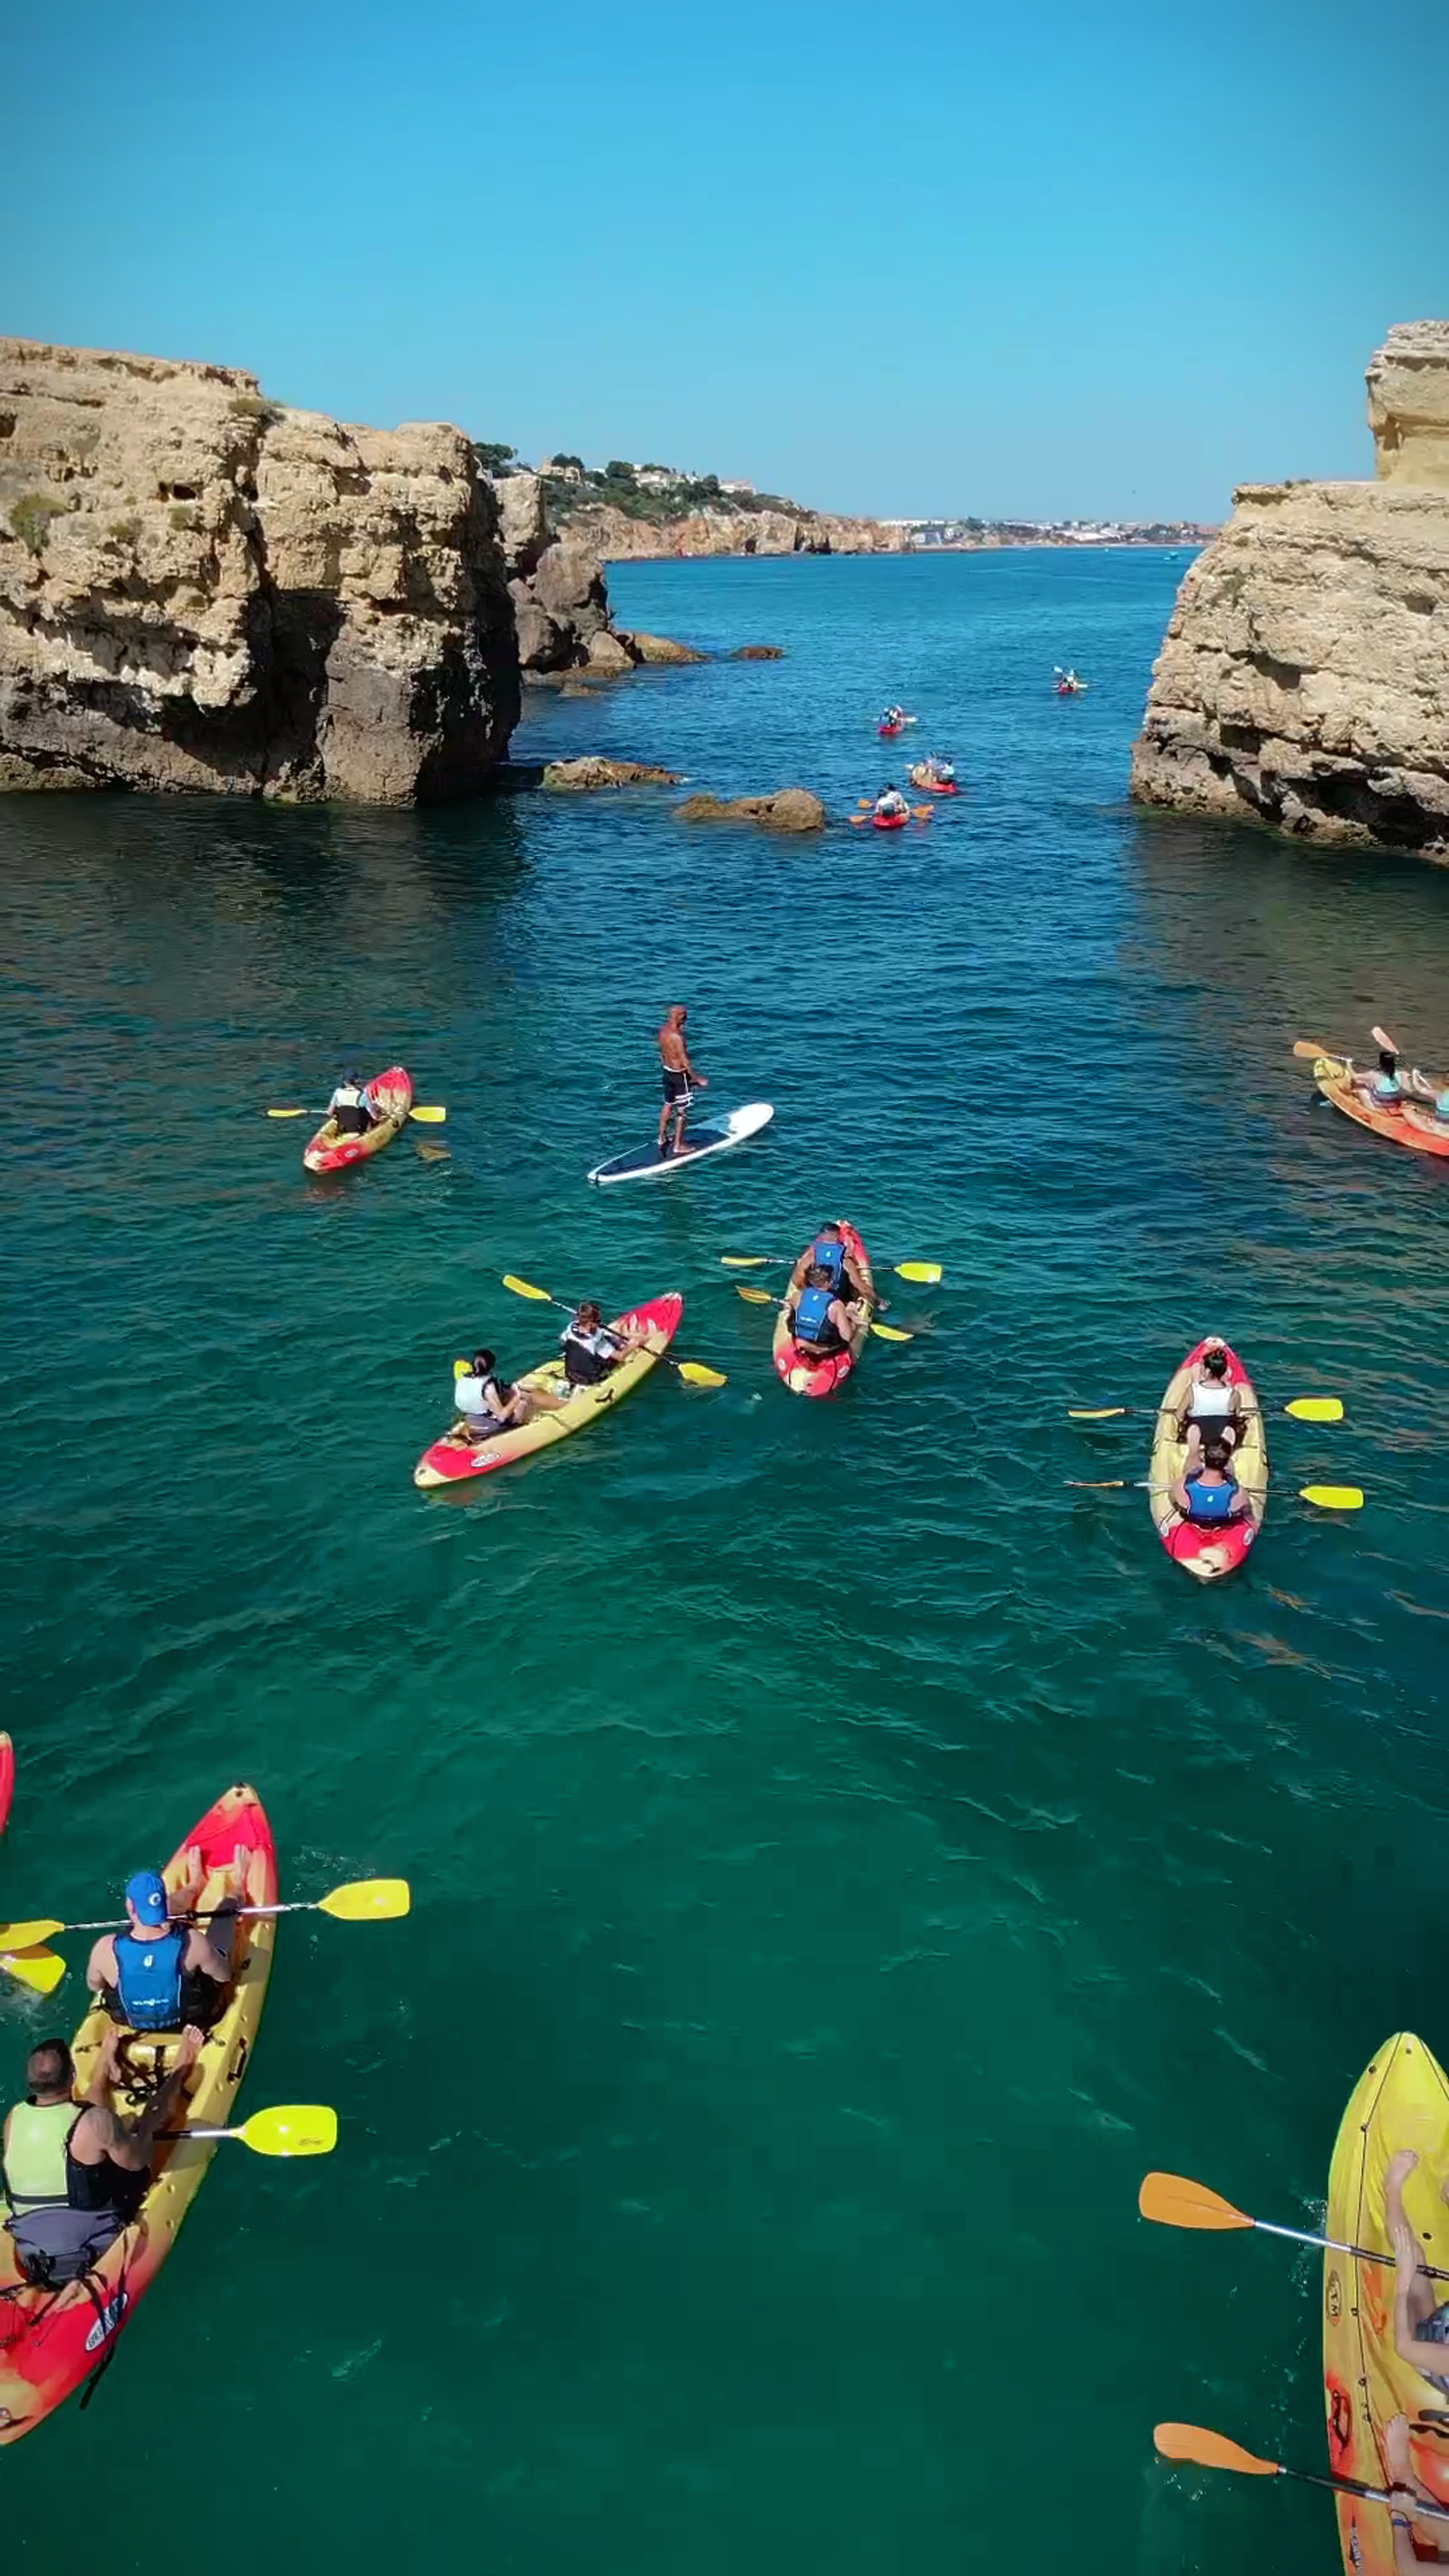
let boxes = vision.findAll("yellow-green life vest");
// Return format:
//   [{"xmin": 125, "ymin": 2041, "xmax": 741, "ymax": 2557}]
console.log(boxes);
[{"xmin": 3, "ymin": 2098, "xmax": 75, "ymax": 2214}]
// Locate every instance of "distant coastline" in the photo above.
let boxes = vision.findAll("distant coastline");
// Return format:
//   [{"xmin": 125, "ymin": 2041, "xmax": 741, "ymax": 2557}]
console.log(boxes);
[{"xmin": 595, "ymin": 526, "xmax": 1212, "ymax": 564}]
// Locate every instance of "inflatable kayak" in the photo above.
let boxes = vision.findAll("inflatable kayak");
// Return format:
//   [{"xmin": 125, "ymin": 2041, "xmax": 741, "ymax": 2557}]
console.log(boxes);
[
  {"xmin": 588, "ymin": 1102, "xmax": 772, "ymax": 1187},
  {"xmin": 415, "ymin": 1293, "xmax": 683, "ymax": 1487},
  {"xmin": 1313, "ymin": 1057, "xmax": 1449, "ymax": 1158},
  {"xmin": 0, "ymin": 1783, "xmax": 276, "ymax": 2446},
  {"xmin": 1147, "ymin": 1339, "xmax": 1264, "ymax": 1581},
  {"xmin": 0, "ymin": 1734, "xmax": 12, "ymax": 1841},
  {"xmin": 1324, "ymin": 2033, "xmax": 1449, "ymax": 2572},
  {"xmin": 772, "ymin": 1225, "xmax": 874, "ymax": 1398},
  {"xmin": 302, "ymin": 1066, "xmax": 413, "ymax": 1173}
]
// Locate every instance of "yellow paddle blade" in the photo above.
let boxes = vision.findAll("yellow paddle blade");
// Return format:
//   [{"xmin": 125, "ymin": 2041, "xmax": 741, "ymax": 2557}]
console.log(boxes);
[
  {"xmin": 265, "ymin": 1106, "xmax": 310, "ymax": 1118},
  {"xmin": 677, "ymin": 1361, "xmax": 727, "ymax": 1389},
  {"xmin": 869, "ymin": 1321, "xmax": 913, "ymax": 1343},
  {"xmin": 1284, "ymin": 1398, "xmax": 1343, "ymax": 1422},
  {"xmin": 1300, "ymin": 1485, "xmax": 1364, "ymax": 1510},
  {"xmin": 454, "ymin": 1358, "xmax": 469, "ymax": 1379},
  {"xmin": 1139, "ymin": 2171, "xmax": 1252, "ymax": 2233},
  {"xmin": 236, "ymin": 2104, "xmax": 338, "ymax": 2157},
  {"xmin": 503, "ymin": 1274, "xmax": 552, "ymax": 1302},
  {"xmin": 1, "ymin": 1944, "xmax": 66, "ymax": 1996},
  {"xmin": 1068, "ymin": 1407, "xmax": 1128, "ymax": 1420},
  {"xmin": 1155, "ymin": 2424, "xmax": 1278, "ymax": 2478},
  {"xmin": 317, "ymin": 1877, "xmax": 410, "ymax": 1922},
  {"xmin": 894, "ymin": 1263, "xmax": 942, "ymax": 1283},
  {"xmin": 736, "ymin": 1285, "xmax": 775, "ymax": 1305},
  {"xmin": 1291, "ymin": 1040, "xmax": 1336, "ymax": 1061},
  {"xmin": 0, "ymin": 1918, "xmax": 65, "ymax": 1951},
  {"xmin": 407, "ymin": 1106, "xmax": 446, "ymax": 1123},
  {"xmin": 719, "ymin": 1255, "xmax": 778, "ymax": 1269}
]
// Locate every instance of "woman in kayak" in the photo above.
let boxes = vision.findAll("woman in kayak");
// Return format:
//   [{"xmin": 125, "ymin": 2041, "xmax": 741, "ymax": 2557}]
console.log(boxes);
[
  {"xmin": 455, "ymin": 1349, "xmax": 563, "ymax": 1443},
  {"xmin": 560, "ymin": 1302, "xmax": 650, "ymax": 1389},
  {"xmin": 874, "ymin": 785, "xmax": 910, "ymax": 822},
  {"xmin": 785, "ymin": 1264, "xmax": 863, "ymax": 1361},
  {"xmin": 1176, "ymin": 1341, "xmax": 1244, "ymax": 1461},
  {"xmin": 326, "ymin": 1075, "xmax": 378, "ymax": 1138},
  {"xmin": 1168, "ymin": 1437, "xmax": 1260, "ymax": 1533},
  {"xmin": 1347, "ymin": 1044, "xmax": 1404, "ymax": 1113}
]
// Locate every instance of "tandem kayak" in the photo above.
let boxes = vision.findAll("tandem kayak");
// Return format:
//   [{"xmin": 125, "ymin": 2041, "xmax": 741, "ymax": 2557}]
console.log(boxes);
[
  {"xmin": 1324, "ymin": 2033, "xmax": 1449, "ymax": 2572},
  {"xmin": 414, "ymin": 1293, "xmax": 683, "ymax": 1487},
  {"xmin": 1313, "ymin": 1056, "xmax": 1449, "ymax": 1158},
  {"xmin": 0, "ymin": 1735, "xmax": 12, "ymax": 1841},
  {"xmin": 0, "ymin": 1783, "xmax": 276, "ymax": 2446},
  {"xmin": 1146, "ymin": 1339, "xmax": 1265, "ymax": 1581},
  {"xmin": 302, "ymin": 1066, "xmax": 413, "ymax": 1173},
  {"xmin": 772, "ymin": 1225, "xmax": 874, "ymax": 1398}
]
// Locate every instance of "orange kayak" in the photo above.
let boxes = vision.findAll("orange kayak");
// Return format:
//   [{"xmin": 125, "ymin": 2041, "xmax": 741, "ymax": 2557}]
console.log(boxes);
[
  {"xmin": 0, "ymin": 1784, "xmax": 276, "ymax": 2445},
  {"xmin": 1313, "ymin": 1057, "xmax": 1449, "ymax": 1157}
]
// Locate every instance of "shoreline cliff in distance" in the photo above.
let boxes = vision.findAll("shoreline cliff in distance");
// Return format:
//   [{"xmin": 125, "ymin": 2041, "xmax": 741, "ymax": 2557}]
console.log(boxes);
[{"xmin": 1131, "ymin": 322, "xmax": 1449, "ymax": 863}]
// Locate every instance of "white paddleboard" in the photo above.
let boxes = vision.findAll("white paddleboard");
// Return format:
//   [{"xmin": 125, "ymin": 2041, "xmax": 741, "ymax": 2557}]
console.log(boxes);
[{"xmin": 588, "ymin": 1101, "xmax": 774, "ymax": 1187}]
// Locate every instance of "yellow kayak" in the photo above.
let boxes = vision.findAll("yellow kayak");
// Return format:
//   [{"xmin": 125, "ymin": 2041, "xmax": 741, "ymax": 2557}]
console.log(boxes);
[{"xmin": 1324, "ymin": 2033, "xmax": 1449, "ymax": 2571}]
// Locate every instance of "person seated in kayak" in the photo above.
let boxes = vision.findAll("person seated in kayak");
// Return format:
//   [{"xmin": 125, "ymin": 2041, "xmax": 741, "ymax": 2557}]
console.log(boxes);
[
  {"xmin": 1381, "ymin": 2411, "xmax": 1449, "ymax": 2575},
  {"xmin": 788, "ymin": 1223, "xmax": 883, "ymax": 1312},
  {"xmin": 560, "ymin": 1302, "xmax": 649, "ymax": 1389},
  {"xmin": 2, "ymin": 2023, "xmax": 204, "ymax": 2286},
  {"xmin": 327, "ymin": 1075, "xmax": 377, "ymax": 1138},
  {"xmin": 785, "ymin": 1264, "xmax": 862, "ymax": 1360},
  {"xmin": 86, "ymin": 1864, "xmax": 242, "ymax": 2033},
  {"xmin": 1176, "ymin": 1340, "xmax": 1243, "ymax": 1460},
  {"xmin": 1346, "ymin": 1046, "xmax": 1404, "ymax": 1112},
  {"xmin": 1169, "ymin": 1437, "xmax": 1255, "ymax": 1529},
  {"xmin": 454, "ymin": 1348, "xmax": 564, "ymax": 1442},
  {"xmin": 928, "ymin": 755, "xmax": 955, "ymax": 785},
  {"xmin": 880, "ymin": 706, "xmax": 903, "ymax": 727},
  {"xmin": 874, "ymin": 785, "xmax": 909, "ymax": 820}
]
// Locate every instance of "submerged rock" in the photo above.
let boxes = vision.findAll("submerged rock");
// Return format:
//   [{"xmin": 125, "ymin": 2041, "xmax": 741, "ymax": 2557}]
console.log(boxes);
[
  {"xmin": 0, "ymin": 338, "xmax": 518, "ymax": 802},
  {"xmin": 676, "ymin": 787, "xmax": 826, "ymax": 832},
  {"xmin": 1131, "ymin": 323, "xmax": 1449, "ymax": 861},
  {"xmin": 542, "ymin": 756, "xmax": 681, "ymax": 791},
  {"xmin": 732, "ymin": 644, "xmax": 785, "ymax": 659}
]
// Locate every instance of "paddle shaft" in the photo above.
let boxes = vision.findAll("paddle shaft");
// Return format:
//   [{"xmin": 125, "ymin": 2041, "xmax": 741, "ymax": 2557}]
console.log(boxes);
[
  {"xmin": 62, "ymin": 1896, "xmax": 331, "ymax": 1934},
  {"xmin": 509, "ymin": 1285, "xmax": 705, "ymax": 1379},
  {"xmin": 1250, "ymin": 2212, "xmax": 1449, "ymax": 2279},
  {"xmin": 1275, "ymin": 2462, "xmax": 1449, "ymax": 2523}
]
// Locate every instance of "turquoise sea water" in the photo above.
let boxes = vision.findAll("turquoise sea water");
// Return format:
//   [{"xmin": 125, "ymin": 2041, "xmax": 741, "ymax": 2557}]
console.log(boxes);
[{"xmin": 3, "ymin": 547, "xmax": 1449, "ymax": 2569}]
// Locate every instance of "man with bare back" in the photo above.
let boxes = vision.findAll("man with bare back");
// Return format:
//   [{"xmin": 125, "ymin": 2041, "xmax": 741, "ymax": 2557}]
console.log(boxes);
[{"xmin": 657, "ymin": 1004, "xmax": 708, "ymax": 1158}]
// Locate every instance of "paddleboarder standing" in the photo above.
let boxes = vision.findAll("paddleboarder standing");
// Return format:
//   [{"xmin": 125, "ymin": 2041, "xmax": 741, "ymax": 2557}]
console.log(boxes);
[{"xmin": 657, "ymin": 1004, "xmax": 707, "ymax": 1158}]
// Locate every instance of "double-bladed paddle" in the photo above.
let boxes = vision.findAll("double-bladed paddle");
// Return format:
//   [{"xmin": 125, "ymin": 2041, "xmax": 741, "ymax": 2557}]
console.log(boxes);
[
  {"xmin": 502, "ymin": 1276, "xmax": 726, "ymax": 1388},
  {"xmin": 0, "ymin": 1876, "xmax": 410, "ymax": 1954},
  {"xmin": 155, "ymin": 2103, "xmax": 339, "ymax": 2158},
  {"xmin": 722, "ymin": 1255, "xmax": 943, "ymax": 1284},
  {"xmin": 1070, "ymin": 1398, "xmax": 1344, "ymax": 1423},
  {"xmin": 1066, "ymin": 1477, "xmax": 1363, "ymax": 1508},
  {"xmin": 734, "ymin": 1285, "xmax": 913, "ymax": 1344},
  {"xmin": 1138, "ymin": 2168, "xmax": 1449, "ymax": 2275},
  {"xmin": 267, "ymin": 1103, "xmax": 446, "ymax": 1122},
  {"xmin": 1154, "ymin": 2422, "xmax": 1449, "ymax": 2523}
]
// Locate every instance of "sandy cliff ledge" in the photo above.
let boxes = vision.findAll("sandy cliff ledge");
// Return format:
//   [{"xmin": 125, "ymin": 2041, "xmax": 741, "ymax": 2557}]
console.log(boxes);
[
  {"xmin": 0, "ymin": 340, "xmax": 519, "ymax": 801},
  {"xmin": 1130, "ymin": 325, "xmax": 1449, "ymax": 860}
]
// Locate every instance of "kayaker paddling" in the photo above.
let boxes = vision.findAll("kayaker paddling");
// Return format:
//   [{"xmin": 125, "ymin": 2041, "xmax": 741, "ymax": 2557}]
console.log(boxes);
[
  {"xmin": 1345, "ymin": 1044, "xmax": 1404, "ymax": 1115},
  {"xmin": 657, "ymin": 1004, "xmax": 708, "ymax": 1159},
  {"xmin": 2, "ymin": 2024, "xmax": 204, "ymax": 2286},
  {"xmin": 1176, "ymin": 1340, "xmax": 1244, "ymax": 1461},
  {"xmin": 784, "ymin": 1264, "xmax": 866, "ymax": 1362},
  {"xmin": 86, "ymin": 1862, "xmax": 244, "ymax": 2034},
  {"xmin": 561, "ymin": 1301, "xmax": 651, "ymax": 1388},
  {"xmin": 326, "ymin": 1074, "xmax": 378, "ymax": 1138},
  {"xmin": 789, "ymin": 1222, "xmax": 885, "ymax": 1312},
  {"xmin": 1168, "ymin": 1437, "xmax": 1261, "ymax": 1536},
  {"xmin": 874, "ymin": 785, "xmax": 910, "ymax": 822}
]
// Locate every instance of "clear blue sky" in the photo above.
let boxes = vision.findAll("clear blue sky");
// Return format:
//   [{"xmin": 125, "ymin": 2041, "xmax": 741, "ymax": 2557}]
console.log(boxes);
[{"xmin": 5, "ymin": 0, "xmax": 1446, "ymax": 520}]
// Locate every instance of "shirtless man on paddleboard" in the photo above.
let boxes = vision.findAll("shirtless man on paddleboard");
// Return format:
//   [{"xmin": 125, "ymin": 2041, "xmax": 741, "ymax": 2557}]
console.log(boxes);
[{"xmin": 657, "ymin": 1004, "xmax": 708, "ymax": 1158}]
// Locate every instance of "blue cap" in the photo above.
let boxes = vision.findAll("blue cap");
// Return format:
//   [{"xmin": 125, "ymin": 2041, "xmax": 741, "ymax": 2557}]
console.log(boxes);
[{"xmin": 126, "ymin": 1869, "xmax": 168, "ymax": 1927}]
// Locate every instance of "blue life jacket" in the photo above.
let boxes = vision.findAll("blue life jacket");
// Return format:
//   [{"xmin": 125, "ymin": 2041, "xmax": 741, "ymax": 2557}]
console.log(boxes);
[
  {"xmin": 811, "ymin": 1236, "xmax": 846, "ymax": 1287},
  {"xmin": 1375, "ymin": 1073, "xmax": 1401, "ymax": 1101},
  {"xmin": 112, "ymin": 1926, "xmax": 186, "ymax": 2032},
  {"xmin": 1185, "ymin": 1475, "xmax": 1236, "ymax": 1526},
  {"xmin": 794, "ymin": 1285, "xmax": 837, "ymax": 1346}
]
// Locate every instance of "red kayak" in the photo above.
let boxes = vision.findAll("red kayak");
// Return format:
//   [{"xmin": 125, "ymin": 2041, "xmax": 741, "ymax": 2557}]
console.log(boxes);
[
  {"xmin": 772, "ymin": 1224, "xmax": 875, "ymax": 1398},
  {"xmin": 878, "ymin": 722, "xmax": 902, "ymax": 737},
  {"xmin": 0, "ymin": 1734, "xmax": 13, "ymax": 1840},
  {"xmin": 302, "ymin": 1067, "xmax": 413, "ymax": 1174},
  {"xmin": 872, "ymin": 811, "xmax": 909, "ymax": 831},
  {"xmin": 1147, "ymin": 1339, "xmax": 1265, "ymax": 1583}
]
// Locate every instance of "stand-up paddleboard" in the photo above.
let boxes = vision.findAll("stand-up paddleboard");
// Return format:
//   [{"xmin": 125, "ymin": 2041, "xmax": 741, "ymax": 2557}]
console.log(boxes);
[{"xmin": 588, "ymin": 1102, "xmax": 774, "ymax": 1187}]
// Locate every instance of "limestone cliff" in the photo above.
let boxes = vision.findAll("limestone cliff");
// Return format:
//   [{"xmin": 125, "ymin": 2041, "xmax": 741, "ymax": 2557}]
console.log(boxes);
[
  {"xmin": 1131, "ymin": 325, "xmax": 1449, "ymax": 860},
  {"xmin": 0, "ymin": 340, "xmax": 518, "ymax": 801},
  {"xmin": 493, "ymin": 468, "xmax": 632, "ymax": 676},
  {"xmin": 564, "ymin": 500, "xmax": 902, "ymax": 561}
]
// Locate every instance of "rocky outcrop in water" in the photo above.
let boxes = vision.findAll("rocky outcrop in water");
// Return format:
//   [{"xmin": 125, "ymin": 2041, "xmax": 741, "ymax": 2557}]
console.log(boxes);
[
  {"xmin": 542, "ymin": 756, "xmax": 680, "ymax": 790},
  {"xmin": 0, "ymin": 339, "xmax": 519, "ymax": 800},
  {"xmin": 1131, "ymin": 324, "xmax": 1449, "ymax": 860},
  {"xmin": 676, "ymin": 788, "xmax": 826, "ymax": 831}
]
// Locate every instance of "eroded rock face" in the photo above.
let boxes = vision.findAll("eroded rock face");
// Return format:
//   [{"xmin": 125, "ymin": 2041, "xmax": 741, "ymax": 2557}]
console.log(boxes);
[
  {"xmin": 676, "ymin": 787, "xmax": 826, "ymax": 831},
  {"xmin": 542, "ymin": 756, "xmax": 680, "ymax": 791},
  {"xmin": 571, "ymin": 504, "xmax": 901, "ymax": 560},
  {"xmin": 1367, "ymin": 322, "xmax": 1449, "ymax": 492},
  {"xmin": 0, "ymin": 340, "xmax": 519, "ymax": 800},
  {"xmin": 1132, "ymin": 328, "xmax": 1449, "ymax": 860}
]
